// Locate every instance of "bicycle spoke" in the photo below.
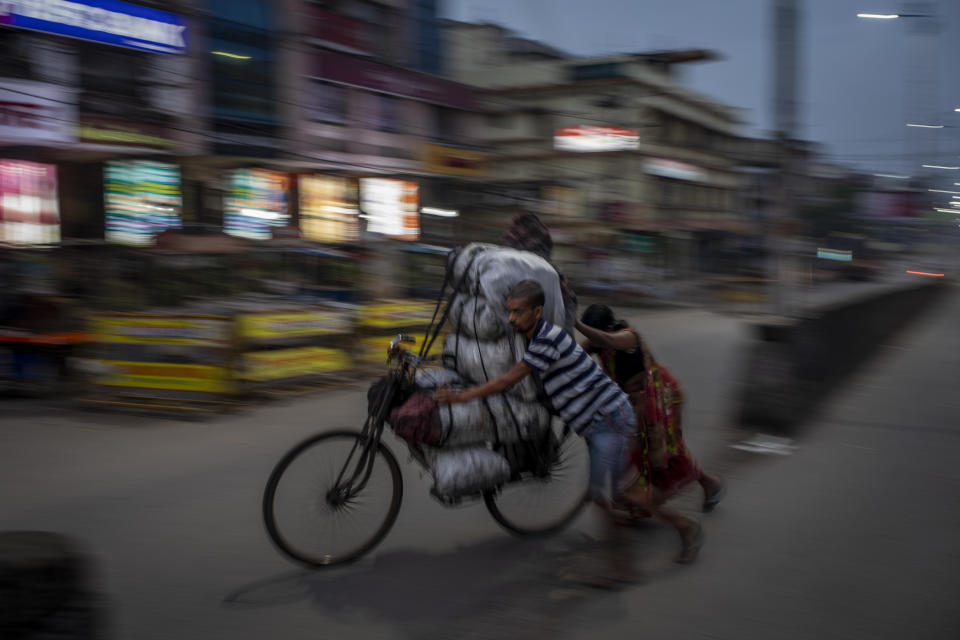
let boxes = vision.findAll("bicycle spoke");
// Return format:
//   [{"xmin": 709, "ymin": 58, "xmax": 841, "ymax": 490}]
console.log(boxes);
[
  {"xmin": 486, "ymin": 427, "xmax": 591, "ymax": 536},
  {"xmin": 265, "ymin": 432, "xmax": 401, "ymax": 567}
]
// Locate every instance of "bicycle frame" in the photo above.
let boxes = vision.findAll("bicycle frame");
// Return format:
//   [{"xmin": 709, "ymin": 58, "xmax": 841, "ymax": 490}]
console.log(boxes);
[{"xmin": 327, "ymin": 336, "xmax": 418, "ymax": 506}]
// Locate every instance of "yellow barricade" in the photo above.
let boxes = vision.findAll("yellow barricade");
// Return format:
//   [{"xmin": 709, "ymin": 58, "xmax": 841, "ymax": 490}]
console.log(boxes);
[
  {"xmin": 90, "ymin": 361, "xmax": 231, "ymax": 393},
  {"xmin": 240, "ymin": 346, "xmax": 351, "ymax": 382},
  {"xmin": 89, "ymin": 315, "xmax": 232, "ymax": 345},
  {"xmin": 357, "ymin": 332, "xmax": 445, "ymax": 367},
  {"xmin": 357, "ymin": 300, "xmax": 437, "ymax": 329},
  {"xmin": 236, "ymin": 309, "xmax": 354, "ymax": 341}
]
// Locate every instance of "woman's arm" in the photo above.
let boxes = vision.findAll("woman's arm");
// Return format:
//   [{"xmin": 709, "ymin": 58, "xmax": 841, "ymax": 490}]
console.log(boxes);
[{"xmin": 575, "ymin": 320, "xmax": 639, "ymax": 352}]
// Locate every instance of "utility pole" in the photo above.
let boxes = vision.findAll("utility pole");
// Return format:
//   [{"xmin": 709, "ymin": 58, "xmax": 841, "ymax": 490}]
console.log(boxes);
[{"xmin": 771, "ymin": 0, "xmax": 802, "ymax": 316}]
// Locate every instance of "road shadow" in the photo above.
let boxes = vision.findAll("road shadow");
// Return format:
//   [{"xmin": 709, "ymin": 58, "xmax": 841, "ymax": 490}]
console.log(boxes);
[{"xmin": 223, "ymin": 523, "xmax": 689, "ymax": 640}]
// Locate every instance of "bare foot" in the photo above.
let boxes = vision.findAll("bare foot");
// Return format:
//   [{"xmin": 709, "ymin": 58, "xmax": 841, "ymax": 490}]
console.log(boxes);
[{"xmin": 675, "ymin": 523, "xmax": 704, "ymax": 565}]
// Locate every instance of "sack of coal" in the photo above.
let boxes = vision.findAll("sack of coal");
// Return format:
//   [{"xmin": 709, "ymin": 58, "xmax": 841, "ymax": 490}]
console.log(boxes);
[{"xmin": 426, "ymin": 445, "xmax": 512, "ymax": 498}]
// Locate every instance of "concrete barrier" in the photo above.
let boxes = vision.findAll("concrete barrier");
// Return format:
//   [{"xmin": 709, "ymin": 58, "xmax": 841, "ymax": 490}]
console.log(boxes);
[{"xmin": 736, "ymin": 279, "xmax": 948, "ymax": 434}]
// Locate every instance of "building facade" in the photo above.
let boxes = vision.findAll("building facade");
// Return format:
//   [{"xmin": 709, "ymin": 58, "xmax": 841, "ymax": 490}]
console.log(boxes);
[{"xmin": 444, "ymin": 22, "xmax": 750, "ymax": 289}]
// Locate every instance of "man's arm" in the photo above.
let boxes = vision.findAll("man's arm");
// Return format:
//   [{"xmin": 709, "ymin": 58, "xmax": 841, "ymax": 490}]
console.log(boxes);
[
  {"xmin": 434, "ymin": 360, "xmax": 532, "ymax": 404},
  {"xmin": 575, "ymin": 319, "xmax": 638, "ymax": 351}
]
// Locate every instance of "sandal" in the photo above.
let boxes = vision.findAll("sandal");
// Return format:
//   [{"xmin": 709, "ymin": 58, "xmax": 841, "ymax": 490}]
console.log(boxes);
[
  {"xmin": 675, "ymin": 524, "xmax": 704, "ymax": 565},
  {"xmin": 702, "ymin": 480, "xmax": 726, "ymax": 513}
]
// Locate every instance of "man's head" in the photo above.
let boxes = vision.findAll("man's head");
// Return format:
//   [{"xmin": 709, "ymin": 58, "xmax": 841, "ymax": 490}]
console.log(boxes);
[
  {"xmin": 506, "ymin": 279, "xmax": 545, "ymax": 336},
  {"xmin": 581, "ymin": 304, "xmax": 616, "ymax": 331}
]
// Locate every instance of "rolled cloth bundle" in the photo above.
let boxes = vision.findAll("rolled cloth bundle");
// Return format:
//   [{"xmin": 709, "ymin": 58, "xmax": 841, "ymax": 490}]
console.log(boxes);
[
  {"xmin": 448, "ymin": 245, "xmax": 565, "ymax": 329},
  {"xmin": 447, "ymin": 294, "xmax": 504, "ymax": 341},
  {"xmin": 424, "ymin": 445, "xmax": 512, "ymax": 499},
  {"xmin": 402, "ymin": 240, "xmax": 568, "ymax": 496},
  {"xmin": 436, "ymin": 393, "xmax": 552, "ymax": 447},
  {"xmin": 425, "ymin": 242, "xmax": 567, "ymax": 449},
  {"xmin": 441, "ymin": 333, "xmax": 538, "ymax": 402}
]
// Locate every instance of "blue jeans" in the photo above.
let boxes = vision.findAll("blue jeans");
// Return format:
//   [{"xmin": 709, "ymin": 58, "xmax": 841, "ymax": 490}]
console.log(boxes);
[{"xmin": 581, "ymin": 398, "xmax": 634, "ymax": 501}]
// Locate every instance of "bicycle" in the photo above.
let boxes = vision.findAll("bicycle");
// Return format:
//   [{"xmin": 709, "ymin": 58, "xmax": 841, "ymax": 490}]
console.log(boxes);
[{"xmin": 262, "ymin": 333, "xmax": 591, "ymax": 569}]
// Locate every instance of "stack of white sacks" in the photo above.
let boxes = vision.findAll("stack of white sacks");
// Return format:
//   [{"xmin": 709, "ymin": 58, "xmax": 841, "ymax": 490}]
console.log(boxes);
[{"xmin": 415, "ymin": 243, "xmax": 567, "ymax": 499}]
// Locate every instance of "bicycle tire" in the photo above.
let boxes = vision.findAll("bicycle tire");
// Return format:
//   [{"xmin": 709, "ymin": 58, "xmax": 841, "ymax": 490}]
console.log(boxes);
[
  {"xmin": 263, "ymin": 430, "xmax": 403, "ymax": 568},
  {"xmin": 484, "ymin": 425, "xmax": 590, "ymax": 537}
]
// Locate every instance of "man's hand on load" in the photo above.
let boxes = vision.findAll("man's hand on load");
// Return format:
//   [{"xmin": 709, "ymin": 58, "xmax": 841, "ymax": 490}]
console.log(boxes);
[{"xmin": 434, "ymin": 385, "xmax": 462, "ymax": 405}]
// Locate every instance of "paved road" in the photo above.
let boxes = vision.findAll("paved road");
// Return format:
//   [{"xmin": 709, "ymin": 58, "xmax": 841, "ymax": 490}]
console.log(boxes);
[{"xmin": 2, "ymin": 288, "xmax": 958, "ymax": 639}]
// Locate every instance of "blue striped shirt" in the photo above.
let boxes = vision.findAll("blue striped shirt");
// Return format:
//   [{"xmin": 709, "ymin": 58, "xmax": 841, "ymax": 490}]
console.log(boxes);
[{"xmin": 522, "ymin": 318, "xmax": 628, "ymax": 433}]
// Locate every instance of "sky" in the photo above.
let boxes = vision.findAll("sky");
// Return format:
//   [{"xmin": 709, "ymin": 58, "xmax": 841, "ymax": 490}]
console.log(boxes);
[{"xmin": 444, "ymin": 0, "xmax": 960, "ymax": 177}]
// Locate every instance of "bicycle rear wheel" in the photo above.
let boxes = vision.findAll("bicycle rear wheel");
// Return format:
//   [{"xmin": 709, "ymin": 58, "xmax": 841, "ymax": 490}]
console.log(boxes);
[
  {"xmin": 484, "ymin": 421, "xmax": 590, "ymax": 536},
  {"xmin": 263, "ymin": 430, "xmax": 402, "ymax": 568}
]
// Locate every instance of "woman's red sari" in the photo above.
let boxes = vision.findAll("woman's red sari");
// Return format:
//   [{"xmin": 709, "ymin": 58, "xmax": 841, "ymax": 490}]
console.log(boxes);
[{"xmin": 599, "ymin": 330, "xmax": 701, "ymax": 501}]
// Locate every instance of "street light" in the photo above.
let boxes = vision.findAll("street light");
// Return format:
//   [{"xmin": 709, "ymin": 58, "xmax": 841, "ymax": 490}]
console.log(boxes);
[{"xmin": 856, "ymin": 13, "xmax": 930, "ymax": 19}]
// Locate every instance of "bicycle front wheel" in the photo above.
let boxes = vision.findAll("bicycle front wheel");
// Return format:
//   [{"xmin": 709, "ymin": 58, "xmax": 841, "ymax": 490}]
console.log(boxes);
[
  {"xmin": 484, "ymin": 421, "xmax": 590, "ymax": 536},
  {"xmin": 263, "ymin": 430, "xmax": 403, "ymax": 568}
]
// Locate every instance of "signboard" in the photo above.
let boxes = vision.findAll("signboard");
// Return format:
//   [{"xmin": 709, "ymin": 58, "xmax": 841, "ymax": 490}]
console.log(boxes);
[
  {"xmin": 0, "ymin": 0, "xmax": 187, "ymax": 54},
  {"xmin": 236, "ymin": 309, "xmax": 354, "ymax": 341},
  {"xmin": 104, "ymin": 159, "xmax": 182, "ymax": 246},
  {"xmin": 299, "ymin": 175, "xmax": 360, "ymax": 243},
  {"xmin": 241, "ymin": 346, "xmax": 351, "ymax": 382},
  {"xmin": 358, "ymin": 332, "xmax": 442, "ymax": 366},
  {"xmin": 0, "ymin": 80, "xmax": 76, "ymax": 143},
  {"xmin": 360, "ymin": 178, "xmax": 419, "ymax": 241},
  {"xmin": 0, "ymin": 160, "xmax": 60, "ymax": 246},
  {"xmin": 857, "ymin": 191, "xmax": 922, "ymax": 219},
  {"xmin": 90, "ymin": 315, "xmax": 232, "ymax": 346},
  {"xmin": 622, "ymin": 232, "xmax": 658, "ymax": 253},
  {"xmin": 308, "ymin": 7, "xmax": 373, "ymax": 55},
  {"xmin": 554, "ymin": 126, "xmax": 639, "ymax": 152},
  {"xmin": 645, "ymin": 158, "xmax": 706, "ymax": 182},
  {"xmin": 91, "ymin": 361, "xmax": 230, "ymax": 392},
  {"xmin": 421, "ymin": 143, "xmax": 485, "ymax": 177},
  {"xmin": 79, "ymin": 115, "xmax": 175, "ymax": 149},
  {"xmin": 314, "ymin": 50, "xmax": 477, "ymax": 110},
  {"xmin": 358, "ymin": 300, "xmax": 436, "ymax": 329},
  {"xmin": 223, "ymin": 168, "xmax": 289, "ymax": 241},
  {"xmin": 540, "ymin": 186, "xmax": 582, "ymax": 220}
]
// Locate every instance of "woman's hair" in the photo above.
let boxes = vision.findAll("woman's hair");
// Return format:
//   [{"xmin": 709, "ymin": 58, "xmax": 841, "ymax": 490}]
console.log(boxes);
[
  {"xmin": 500, "ymin": 213, "xmax": 553, "ymax": 260},
  {"xmin": 581, "ymin": 304, "xmax": 617, "ymax": 330}
]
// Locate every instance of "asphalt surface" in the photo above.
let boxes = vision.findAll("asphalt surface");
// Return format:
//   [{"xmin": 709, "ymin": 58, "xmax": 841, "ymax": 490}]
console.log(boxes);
[{"xmin": 2, "ymin": 284, "xmax": 958, "ymax": 639}]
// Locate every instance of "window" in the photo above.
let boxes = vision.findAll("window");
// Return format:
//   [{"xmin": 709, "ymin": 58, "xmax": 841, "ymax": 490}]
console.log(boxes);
[
  {"xmin": 431, "ymin": 105, "xmax": 458, "ymax": 141},
  {"xmin": 357, "ymin": 92, "xmax": 403, "ymax": 132},
  {"xmin": 310, "ymin": 81, "xmax": 347, "ymax": 124},
  {"xmin": 209, "ymin": 20, "xmax": 277, "ymax": 125},
  {"xmin": 486, "ymin": 113, "xmax": 510, "ymax": 129},
  {"xmin": 343, "ymin": 0, "xmax": 387, "ymax": 25},
  {"xmin": 375, "ymin": 93, "xmax": 402, "ymax": 132},
  {"xmin": 568, "ymin": 62, "xmax": 625, "ymax": 82}
]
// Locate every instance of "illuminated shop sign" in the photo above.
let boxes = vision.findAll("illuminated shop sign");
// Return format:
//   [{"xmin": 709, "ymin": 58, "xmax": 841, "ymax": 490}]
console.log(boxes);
[
  {"xmin": 299, "ymin": 175, "xmax": 359, "ymax": 244},
  {"xmin": 644, "ymin": 158, "xmax": 706, "ymax": 182},
  {"xmin": 104, "ymin": 159, "xmax": 182, "ymax": 246},
  {"xmin": 0, "ymin": 0, "xmax": 187, "ymax": 54},
  {"xmin": 0, "ymin": 159, "xmax": 60, "ymax": 246},
  {"xmin": 554, "ymin": 126, "xmax": 639, "ymax": 152},
  {"xmin": 223, "ymin": 168, "xmax": 289, "ymax": 241},
  {"xmin": 360, "ymin": 178, "xmax": 418, "ymax": 241}
]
